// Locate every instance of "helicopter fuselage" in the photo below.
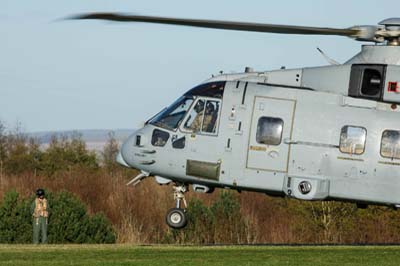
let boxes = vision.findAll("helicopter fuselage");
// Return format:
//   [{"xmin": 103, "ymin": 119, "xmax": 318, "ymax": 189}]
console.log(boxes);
[{"xmin": 118, "ymin": 61, "xmax": 400, "ymax": 207}]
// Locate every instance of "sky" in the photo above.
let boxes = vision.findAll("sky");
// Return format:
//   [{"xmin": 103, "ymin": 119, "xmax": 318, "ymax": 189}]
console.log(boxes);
[{"xmin": 1, "ymin": 0, "xmax": 400, "ymax": 132}]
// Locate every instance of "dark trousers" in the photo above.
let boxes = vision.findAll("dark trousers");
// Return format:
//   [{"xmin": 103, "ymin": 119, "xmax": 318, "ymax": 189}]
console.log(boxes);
[{"xmin": 33, "ymin": 216, "xmax": 48, "ymax": 244}]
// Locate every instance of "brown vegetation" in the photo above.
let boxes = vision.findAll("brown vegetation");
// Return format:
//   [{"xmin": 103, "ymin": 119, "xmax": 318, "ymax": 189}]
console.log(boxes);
[
  {"xmin": 2, "ymin": 169, "xmax": 400, "ymax": 244},
  {"xmin": 1, "ymin": 123, "xmax": 400, "ymax": 244}
]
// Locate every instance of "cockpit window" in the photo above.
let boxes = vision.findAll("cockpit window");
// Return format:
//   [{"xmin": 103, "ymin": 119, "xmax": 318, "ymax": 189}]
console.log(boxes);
[
  {"xmin": 148, "ymin": 96, "xmax": 194, "ymax": 130},
  {"xmin": 202, "ymin": 100, "xmax": 219, "ymax": 133},
  {"xmin": 147, "ymin": 81, "xmax": 224, "ymax": 131},
  {"xmin": 184, "ymin": 100, "xmax": 205, "ymax": 132},
  {"xmin": 151, "ymin": 129, "xmax": 169, "ymax": 147},
  {"xmin": 184, "ymin": 98, "xmax": 221, "ymax": 134}
]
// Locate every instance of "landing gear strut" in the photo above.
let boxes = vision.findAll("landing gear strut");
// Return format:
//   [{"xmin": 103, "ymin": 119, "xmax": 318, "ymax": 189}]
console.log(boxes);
[{"xmin": 166, "ymin": 184, "xmax": 188, "ymax": 229}]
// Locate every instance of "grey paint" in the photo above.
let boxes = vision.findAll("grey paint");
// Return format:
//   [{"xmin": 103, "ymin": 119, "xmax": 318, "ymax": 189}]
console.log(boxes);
[{"xmin": 119, "ymin": 44, "xmax": 400, "ymax": 208}]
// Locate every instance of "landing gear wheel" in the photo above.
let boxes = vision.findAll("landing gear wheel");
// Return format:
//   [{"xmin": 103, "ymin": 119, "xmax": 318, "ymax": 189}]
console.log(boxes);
[{"xmin": 166, "ymin": 208, "xmax": 187, "ymax": 229}]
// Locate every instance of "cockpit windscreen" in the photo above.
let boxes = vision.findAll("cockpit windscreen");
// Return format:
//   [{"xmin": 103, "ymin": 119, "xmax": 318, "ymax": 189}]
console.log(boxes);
[
  {"xmin": 148, "ymin": 96, "xmax": 194, "ymax": 130},
  {"xmin": 148, "ymin": 82, "xmax": 225, "ymax": 131}
]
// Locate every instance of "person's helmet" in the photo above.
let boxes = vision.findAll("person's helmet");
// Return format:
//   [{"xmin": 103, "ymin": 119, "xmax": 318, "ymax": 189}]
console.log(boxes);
[
  {"xmin": 205, "ymin": 102, "xmax": 215, "ymax": 114},
  {"xmin": 36, "ymin": 188, "xmax": 45, "ymax": 197},
  {"xmin": 194, "ymin": 100, "xmax": 205, "ymax": 113}
]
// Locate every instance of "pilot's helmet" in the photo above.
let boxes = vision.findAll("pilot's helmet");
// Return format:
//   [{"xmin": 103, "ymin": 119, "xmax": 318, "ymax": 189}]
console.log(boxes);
[
  {"xmin": 205, "ymin": 102, "xmax": 215, "ymax": 114},
  {"xmin": 195, "ymin": 100, "xmax": 205, "ymax": 113}
]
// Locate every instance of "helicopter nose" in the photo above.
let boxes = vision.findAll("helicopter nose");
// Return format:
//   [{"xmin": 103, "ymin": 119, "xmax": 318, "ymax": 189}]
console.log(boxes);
[{"xmin": 116, "ymin": 151, "xmax": 130, "ymax": 167}]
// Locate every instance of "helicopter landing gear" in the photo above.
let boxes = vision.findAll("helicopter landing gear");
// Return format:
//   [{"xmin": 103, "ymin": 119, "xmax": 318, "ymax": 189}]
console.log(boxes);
[{"xmin": 166, "ymin": 184, "xmax": 188, "ymax": 229}]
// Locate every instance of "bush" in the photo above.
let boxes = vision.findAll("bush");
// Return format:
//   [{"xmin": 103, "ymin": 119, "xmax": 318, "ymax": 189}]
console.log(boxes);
[
  {"xmin": 185, "ymin": 198, "xmax": 215, "ymax": 243},
  {"xmin": 85, "ymin": 213, "xmax": 117, "ymax": 244},
  {"xmin": 210, "ymin": 191, "xmax": 246, "ymax": 244},
  {"xmin": 0, "ymin": 190, "xmax": 116, "ymax": 244},
  {"xmin": 40, "ymin": 135, "xmax": 99, "ymax": 177},
  {"xmin": 165, "ymin": 191, "xmax": 247, "ymax": 244},
  {"xmin": 1, "ymin": 131, "xmax": 99, "ymax": 177},
  {"xmin": 0, "ymin": 190, "xmax": 31, "ymax": 243}
]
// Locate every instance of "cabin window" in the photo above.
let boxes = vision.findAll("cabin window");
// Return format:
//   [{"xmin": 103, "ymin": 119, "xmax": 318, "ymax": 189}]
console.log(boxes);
[
  {"xmin": 183, "ymin": 98, "xmax": 221, "ymax": 135},
  {"xmin": 381, "ymin": 130, "xmax": 400, "ymax": 160},
  {"xmin": 339, "ymin": 126, "xmax": 367, "ymax": 155},
  {"xmin": 256, "ymin": 117, "xmax": 284, "ymax": 145},
  {"xmin": 151, "ymin": 129, "xmax": 169, "ymax": 147}
]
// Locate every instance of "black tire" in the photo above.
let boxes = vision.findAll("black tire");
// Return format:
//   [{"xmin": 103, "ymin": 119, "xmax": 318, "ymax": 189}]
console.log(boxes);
[{"xmin": 166, "ymin": 208, "xmax": 188, "ymax": 229}]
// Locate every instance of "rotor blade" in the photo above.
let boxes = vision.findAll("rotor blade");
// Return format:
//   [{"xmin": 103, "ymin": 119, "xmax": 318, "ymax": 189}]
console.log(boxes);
[{"xmin": 71, "ymin": 13, "xmax": 360, "ymax": 37}]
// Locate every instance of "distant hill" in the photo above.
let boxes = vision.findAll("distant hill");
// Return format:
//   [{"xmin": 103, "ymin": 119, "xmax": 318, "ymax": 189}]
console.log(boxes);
[{"xmin": 28, "ymin": 129, "xmax": 135, "ymax": 152}]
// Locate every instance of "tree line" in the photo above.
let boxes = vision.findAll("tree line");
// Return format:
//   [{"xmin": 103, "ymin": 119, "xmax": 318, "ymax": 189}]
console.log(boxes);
[{"xmin": 1, "ymin": 121, "xmax": 400, "ymax": 244}]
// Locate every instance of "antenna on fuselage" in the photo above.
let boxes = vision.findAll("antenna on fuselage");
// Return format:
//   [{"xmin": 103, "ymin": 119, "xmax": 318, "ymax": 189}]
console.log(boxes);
[{"xmin": 316, "ymin": 47, "xmax": 340, "ymax": 65}]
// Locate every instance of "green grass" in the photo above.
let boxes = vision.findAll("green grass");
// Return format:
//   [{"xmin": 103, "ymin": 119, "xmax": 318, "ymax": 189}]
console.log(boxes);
[{"xmin": 0, "ymin": 245, "xmax": 399, "ymax": 266}]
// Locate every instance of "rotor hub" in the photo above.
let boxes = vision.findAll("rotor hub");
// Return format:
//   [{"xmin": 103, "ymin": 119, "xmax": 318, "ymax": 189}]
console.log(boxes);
[
  {"xmin": 377, "ymin": 18, "xmax": 400, "ymax": 45},
  {"xmin": 379, "ymin": 18, "xmax": 400, "ymax": 27}
]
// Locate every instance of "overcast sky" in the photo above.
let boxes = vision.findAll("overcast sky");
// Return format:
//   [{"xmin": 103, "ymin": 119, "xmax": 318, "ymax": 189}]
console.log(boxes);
[{"xmin": 1, "ymin": 0, "xmax": 399, "ymax": 132}]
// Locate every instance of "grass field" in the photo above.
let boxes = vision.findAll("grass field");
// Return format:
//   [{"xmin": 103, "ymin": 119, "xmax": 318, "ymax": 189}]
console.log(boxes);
[{"xmin": 0, "ymin": 245, "xmax": 400, "ymax": 266}]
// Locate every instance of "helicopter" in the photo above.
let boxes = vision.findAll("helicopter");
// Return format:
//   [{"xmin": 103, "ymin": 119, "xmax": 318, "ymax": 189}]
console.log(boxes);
[{"xmin": 72, "ymin": 13, "xmax": 400, "ymax": 229}]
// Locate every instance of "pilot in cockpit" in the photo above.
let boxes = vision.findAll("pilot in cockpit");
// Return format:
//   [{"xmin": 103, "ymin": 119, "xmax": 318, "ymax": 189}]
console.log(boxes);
[
  {"xmin": 188, "ymin": 100, "xmax": 217, "ymax": 133},
  {"xmin": 188, "ymin": 100, "xmax": 205, "ymax": 132},
  {"xmin": 202, "ymin": 102, "xmax": 217, "ymax": 132}
]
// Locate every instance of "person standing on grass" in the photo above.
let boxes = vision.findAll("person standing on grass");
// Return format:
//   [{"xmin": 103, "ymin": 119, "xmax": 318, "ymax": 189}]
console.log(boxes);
[{"xmin": 31, "ymin": 188, "xmax": 49, "ymax": 244}]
